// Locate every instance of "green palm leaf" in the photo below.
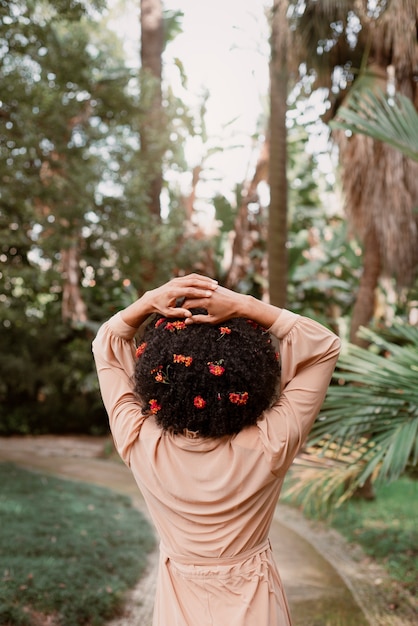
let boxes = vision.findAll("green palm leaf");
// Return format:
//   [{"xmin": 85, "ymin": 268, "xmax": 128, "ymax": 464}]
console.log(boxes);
[
  {"xmin": 285, "ymin": 323, "xmax": 418, "ymax": 511},
  {"xmin": 331, "ymin": 88, "xmax": 418, "ymax": 162}
]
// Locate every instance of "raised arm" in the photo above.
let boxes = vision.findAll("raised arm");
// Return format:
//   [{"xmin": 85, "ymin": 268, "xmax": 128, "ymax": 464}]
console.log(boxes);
[
  {"xmin": 184, "ymin": 283, "xmax": 341, "ymax": 472},
  {"xmin": 259, "ymin": 312, "xmax": 341, "ymax": 473},
  {"xmin": 92, "ymin": 274, "xmax": 218, "ymax": 464}
]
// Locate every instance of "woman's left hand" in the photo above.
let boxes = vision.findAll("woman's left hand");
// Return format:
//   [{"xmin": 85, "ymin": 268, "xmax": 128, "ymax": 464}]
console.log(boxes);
[{"xmin": 121, "ymin": 274, "xmax": 218, "ymax": 327}]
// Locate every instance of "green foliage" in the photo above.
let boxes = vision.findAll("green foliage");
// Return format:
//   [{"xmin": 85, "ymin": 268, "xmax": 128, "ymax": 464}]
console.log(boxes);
[
  {"xmin": 318, "ymin": 323, "xmax": 418, "ymax": 482},
  {"xmin": 285, "ymin": 122, "xmax": 361, "ymax": 326},
  {"xmin": 0, "ymin": 318, "xmax": 104, "ymax": 435},
  {"xmin": 0, "ymin": 0, "xmax": 132, "ymax": 433},
  {"xmin": 332, "ymin": 86, "xmax": 418, "ymax": 162},
  {"xmin": 330, "ymin": 477, "xmax": 418, "ymax": 597},
  {"xmin": 284, "ymin": 322, "xmax": 418, "ymax": 510},
  {"xmin": 0, "ymin": 0, "xmax": 213, "ymax": 434},
  {"xmin": 0, "ymin": 463, "xmax": 155, "ymax": 626},
  {"xmin": 214, "ymin": 192, "xmax": 238, "ymax": 234},
  {"xmin": 287, "ymin": 209, "xmax": 361, "ymax": 327}
]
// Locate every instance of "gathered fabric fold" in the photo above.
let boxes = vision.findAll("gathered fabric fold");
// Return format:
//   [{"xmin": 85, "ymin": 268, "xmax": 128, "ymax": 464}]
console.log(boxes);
[{"xmin": 154, "ymin": 539, "xmax": 292, "ymax": 626}]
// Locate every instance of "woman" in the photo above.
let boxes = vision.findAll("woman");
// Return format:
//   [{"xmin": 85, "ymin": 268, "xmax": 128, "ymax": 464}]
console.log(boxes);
[{"xmin": 92, "ymin": 273, "xmax": 341, "ymax": 625}]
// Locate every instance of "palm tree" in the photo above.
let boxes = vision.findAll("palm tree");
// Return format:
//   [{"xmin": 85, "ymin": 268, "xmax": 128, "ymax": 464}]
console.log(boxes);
[
  {"xmin": 332, "ymin": 88, "xmax": 418, "ymax": 162},
  {"xmin": 300, "ymin": 85, "xmax": 418, "ymax": 507},
  {"xmin": 284, "ymin": 0, "xmax": 418, "ymax": 501},
  {"xmin": 289, "ymin": 0, "xmax": 418, "ymax": 345}
]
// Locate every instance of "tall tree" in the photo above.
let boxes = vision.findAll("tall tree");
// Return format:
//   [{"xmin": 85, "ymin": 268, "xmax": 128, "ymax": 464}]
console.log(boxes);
[
  {"xmin": 284, "ymin": 0, "xmax": 418, "ymax": 501},
  {"xmin": 336, "ymin": 2, "xmax": 418, "ymax": 344},
  {"xmin": 288, "ymin": 0, "xmax": 418, "ymax": 344},
  {"xmin": 268, "ymin": 0, "xmax": 289, "ymax": 307},
  {"xmin": 0, "ymin": 0, "xmax": 112, "ymax": 324},
  {"xmin": 140, "ymin": 0, "xmax": 164, "ymax": 218},
  {"xmin": 0, "ymin": 0, "xmax": 145, "ymax": 433}
]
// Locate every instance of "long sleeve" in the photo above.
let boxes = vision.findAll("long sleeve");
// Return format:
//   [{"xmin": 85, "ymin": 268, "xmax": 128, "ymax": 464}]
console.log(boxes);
[
  {"xmin": 258, "ymin": 309, "xmax": 341, "ymax": 474},
  {"xmin": 92, "ymin": 312, "xmax": 146, "ymax": 466}
]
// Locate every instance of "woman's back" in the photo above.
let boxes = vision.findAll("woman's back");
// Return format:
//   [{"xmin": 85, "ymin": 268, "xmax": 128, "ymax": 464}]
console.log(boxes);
[
  {"xmin": 128, "ymin": 419, "xmax": 283, "ymax": 558},
  {"xmin": 93, "ymin": 274, "xmax": 341, "ymax": 625}
]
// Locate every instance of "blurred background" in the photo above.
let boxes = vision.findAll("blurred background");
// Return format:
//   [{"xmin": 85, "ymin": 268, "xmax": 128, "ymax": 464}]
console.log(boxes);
[{"xmin": 1, "ymin": 0, "xmax": 417, "ymax": 512}]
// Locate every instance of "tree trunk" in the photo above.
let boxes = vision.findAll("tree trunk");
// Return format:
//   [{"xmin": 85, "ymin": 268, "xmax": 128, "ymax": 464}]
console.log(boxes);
[
  {"xmin": 268, "ymin": 0, "xmax": 288, "ymax": 307},
  {"xmin": 140, "ymin": 0, "xmax": 163, "ymax": 218},
  {"xmin": 349, "ymin": 225, "xmax": 382, "ymax": 500},
  {"xmin": 224, "ymin": 138, "xmax": 269, "ymax": 291},
  {"xmin": 61, "ymin": 243, "xmax": 87, "ymax": 324},
  {"xmin": 349, "ymin": 225, "xmax": 382, "ymax": 347}
]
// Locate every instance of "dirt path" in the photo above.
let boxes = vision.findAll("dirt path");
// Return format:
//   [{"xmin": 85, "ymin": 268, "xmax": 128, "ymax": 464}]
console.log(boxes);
[{"xmin": 1, "ymin": 436, "xmax": 416, "ymax": 626}]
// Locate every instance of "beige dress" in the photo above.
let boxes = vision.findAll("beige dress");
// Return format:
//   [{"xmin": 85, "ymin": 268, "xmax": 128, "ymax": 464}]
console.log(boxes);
[{"xmin": 93, "ymin": 309, "xmax": 340, "ymax": 626}]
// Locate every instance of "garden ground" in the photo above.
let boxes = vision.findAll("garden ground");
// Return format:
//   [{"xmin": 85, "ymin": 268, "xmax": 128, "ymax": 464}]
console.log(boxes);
[{"xmin": 1, "ymin": 436, "xmax": 416, "ymax": 626}]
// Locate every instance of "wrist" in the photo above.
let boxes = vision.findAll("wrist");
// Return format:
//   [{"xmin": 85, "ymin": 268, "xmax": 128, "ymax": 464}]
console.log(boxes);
[
  {"xmin": 235, "ymin": 293, "xmax": 255, "ymax": 318},
  {"xmin": 243, "ymin": 296, "xmax": 281, "ymax": 329},
  {"xmin": 120, "ymin": 291, "xmax": 155, "ymax": 328}
]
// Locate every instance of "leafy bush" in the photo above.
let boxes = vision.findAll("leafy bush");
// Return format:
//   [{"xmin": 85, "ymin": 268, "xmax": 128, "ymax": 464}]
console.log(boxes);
[{"xmin": 0, "ymin": 312, "xmax": 106, "ymax": 435}]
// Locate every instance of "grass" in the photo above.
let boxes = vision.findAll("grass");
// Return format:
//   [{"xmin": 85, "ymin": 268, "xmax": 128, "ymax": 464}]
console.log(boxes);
[
  {"xmin": 329, "ymin": 476, "xmax": 418, "ymax": 598},
  {"xmin": 0, "ymin": 463, "xmax": 155, "ymax": 626},
  {"xmin": 282, "ymin": 473, "xmax": 417, "ymax": 622}
]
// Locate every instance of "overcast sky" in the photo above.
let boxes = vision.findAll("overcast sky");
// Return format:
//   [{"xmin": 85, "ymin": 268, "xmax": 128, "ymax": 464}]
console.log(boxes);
[{"xmin": 108, "ymin": 0, "xmax": 271, "ymax": 211}]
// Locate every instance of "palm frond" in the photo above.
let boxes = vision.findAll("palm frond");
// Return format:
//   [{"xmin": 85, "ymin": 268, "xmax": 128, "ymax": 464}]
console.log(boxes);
[
  {"xmin": 286, "ymin": 323, "xmax": 418, "ymax": 511},
  {"xmin": 283, "ymin": 457, "xmax": 365, "ymax": 516},
  {"xmin": 331, "ymin": 88, "xmax": 418, "ymax": 162},
  {"xmin": 318, "ymin": 324, "xmax": 418, "ymax": 482}
]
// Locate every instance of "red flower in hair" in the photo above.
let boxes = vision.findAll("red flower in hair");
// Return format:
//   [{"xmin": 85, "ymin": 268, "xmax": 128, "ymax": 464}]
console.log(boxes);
[
  {"xmin": 135, "ymin": 342, "xmax": 147, "ymax": 358},
  {"xmin": 207, "ymin": 361, "xmax": 225, "ymax": 376},
  {"xmin": 155, "ymin": 318, "xmax": 166, "ymax": 328},
  {"xmin": 149, "ymin": 399, "xmax": 161, "ymax": 414},
  {"xmin": 151, "ymin": 365, "xmax": 169, "ymax": 383},
  {"xmin": 229, "ymin": 392, "xmax": 249, "ymax": 406},
  {"xmin": 165, "ymin": 320, "xmax": 187, "ymax": 332},
  {"xmin": 219, "ymin": 326, "xmax": 232, "ymax": 339},
  {"xmin": 173, "ymin": 354, "xmax": 193, "ymax": 367},
  {"xmin": 193, "ymin": 396, "xmax": 206, "ymax": 409}
]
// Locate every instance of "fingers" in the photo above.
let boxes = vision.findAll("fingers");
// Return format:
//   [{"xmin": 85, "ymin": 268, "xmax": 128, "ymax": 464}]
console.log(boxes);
[
  {"xmin": 185, "ymin": 313, "xmax": 218, "ymax": 325},
  {"xmin": 165, "ymin": 306, "xmax": 193, "ymax": 318},
  {"xmin": 167, "ymin": 294, "xmax": 214, "ymax": 319},
  {"xmin": 182, "ymin": 296, "xmax": 213, "ymax": 310},
  {"xmin": 173, "ymin": 274, "xmax": 218, "ymax": 292},
  {"xmin": 153, "ymin": 274, "xmax": 218, "ymax": 319},
  {"xmin": 169, "ymin": 275, "xmax": 218, "ymax": 303},
  {"xmin": 184, "ymin": 285, "xmax": 246, "ymax": 324}
]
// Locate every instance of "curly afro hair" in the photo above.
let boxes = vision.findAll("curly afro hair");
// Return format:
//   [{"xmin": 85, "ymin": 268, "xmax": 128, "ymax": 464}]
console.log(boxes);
[{"xmin": 134, "ymin": 312, "xmax": 281, "ymax": 438}]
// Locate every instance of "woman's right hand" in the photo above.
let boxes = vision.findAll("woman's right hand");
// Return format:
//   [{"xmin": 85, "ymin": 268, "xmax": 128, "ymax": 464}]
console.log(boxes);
[
  {"xmin": 184, "ymin": 285, "xmax": 280, "ymax": 328},
  {"xmin": 183, "ymin": 285, "xmax": 246, "ymax": 324}
]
